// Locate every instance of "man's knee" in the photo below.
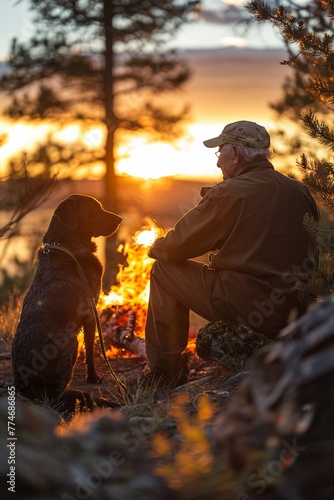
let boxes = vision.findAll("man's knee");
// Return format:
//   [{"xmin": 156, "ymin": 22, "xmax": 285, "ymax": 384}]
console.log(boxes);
[
  {"xmin": 151, "ymin": 259, "xmax": 175, "ymax": 278},
  {"xmin": 150, "ymin": 259, "xmax": 189, "ymax": 295},
  {"xmin": 150, "ymin": 260, "xmax": 172, "ymax": 291}
]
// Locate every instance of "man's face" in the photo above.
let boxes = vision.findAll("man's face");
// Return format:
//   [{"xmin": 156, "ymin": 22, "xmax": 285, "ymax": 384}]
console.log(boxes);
[{"xmin": 216, "ymin": 144, "xmax": 238, "ymax": 180}]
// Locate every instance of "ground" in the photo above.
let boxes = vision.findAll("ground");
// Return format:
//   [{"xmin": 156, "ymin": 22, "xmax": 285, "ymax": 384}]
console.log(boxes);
[
  {"xmin": 2, "ymin": 333, "xmax": 318, "ymax": 499},
  {"xmin": 0, "ymin": 342, "xmax": 252, "ymax": 500},
  {"xmin": 0, "ymin": 337, "xmax": 236, "ymax": 414}
]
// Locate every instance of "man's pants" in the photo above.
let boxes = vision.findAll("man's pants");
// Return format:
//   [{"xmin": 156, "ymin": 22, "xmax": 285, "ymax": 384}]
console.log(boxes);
[{"xmin": 145, "ymin": 259, "xmax": 221, "ymax": 379}]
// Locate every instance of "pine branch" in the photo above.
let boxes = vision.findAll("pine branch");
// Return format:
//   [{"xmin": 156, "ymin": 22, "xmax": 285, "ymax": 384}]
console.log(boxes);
[
  {"xmin": 307, "ymin": 72, "xmax": 334, "ymax": 104},
  {"xmin": 0, "ymin": 171, "xmax": 57, "ymax": 240},
  {"xmin": 247, "ymin": 0, "xmax": 334, "ymax": 58},
  {"xmin": 248, "ymin": 0, "xmax": 334, "ymax": 298},
  {"xmin": 297, "ymin": 153, "xmax": 334, "ymax": 211},
  {"xmin": 301, "ymin": 111, "xmax": 334, "ymax": 148}
]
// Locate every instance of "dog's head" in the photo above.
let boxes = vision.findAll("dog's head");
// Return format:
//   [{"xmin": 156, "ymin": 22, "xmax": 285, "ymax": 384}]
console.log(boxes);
[{"xmin": 45, "ymin": 194, "xmax": 122, "ymax": 242}]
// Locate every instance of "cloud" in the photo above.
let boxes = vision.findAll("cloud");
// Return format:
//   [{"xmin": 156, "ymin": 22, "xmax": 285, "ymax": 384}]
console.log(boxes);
[
  {"xmin": 199, "ymin": 6, "xmax": 251, "ymax": 25},
  {"xmin": 220, "ymin": 36, "xmax": 247, "ymax": 47}
]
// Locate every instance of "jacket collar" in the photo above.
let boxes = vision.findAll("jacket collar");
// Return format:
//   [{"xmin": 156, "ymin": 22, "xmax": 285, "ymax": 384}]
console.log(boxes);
[{"xmin": 234, "ymin": 158, "xmax": 274, "ymax": 178}]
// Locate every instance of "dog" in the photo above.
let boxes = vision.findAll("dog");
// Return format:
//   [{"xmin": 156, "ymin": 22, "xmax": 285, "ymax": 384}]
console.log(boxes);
[{"xmin": 11, "ymin": 194, "xmax": 122, "ymax": 415}]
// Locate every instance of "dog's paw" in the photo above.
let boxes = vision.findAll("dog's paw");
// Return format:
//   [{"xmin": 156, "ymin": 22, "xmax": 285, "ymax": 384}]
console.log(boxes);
[{"xmin": 86, "ymin": 373, "xmax": 103, "ymax": 384}]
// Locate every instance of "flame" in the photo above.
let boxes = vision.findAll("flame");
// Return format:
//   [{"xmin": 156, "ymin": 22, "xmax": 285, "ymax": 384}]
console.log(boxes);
[
  {"xmin": 100, "ymin": 218, "xmax": 163, "ymax": 314},
  {"xmin": 95, "ymin": 218, "xmax": 165, "ymax": 357},
  {"xmin": 77, "ymin": 218, "xmax": 202, "ymax": 359},
  {"xmin": 133, "ymin": 227, "xmax": 159, "ymax": 248}
]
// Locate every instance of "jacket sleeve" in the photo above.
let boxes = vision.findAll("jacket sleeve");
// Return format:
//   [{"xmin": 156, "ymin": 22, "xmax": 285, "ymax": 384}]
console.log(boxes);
[{"xmin": 148, "ymin": 187, "xmax": 233, "ymax": 261}]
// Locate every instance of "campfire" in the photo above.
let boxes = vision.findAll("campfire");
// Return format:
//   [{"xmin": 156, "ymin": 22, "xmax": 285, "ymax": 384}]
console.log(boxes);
[{"xmin": 97, "ymin": 218, "xmax": 165, "ymax": 358}]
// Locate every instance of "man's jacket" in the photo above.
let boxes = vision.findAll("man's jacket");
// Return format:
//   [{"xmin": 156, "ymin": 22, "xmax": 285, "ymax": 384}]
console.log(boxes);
[{"xmin": 149, "ymin": 159, "xmax": 320, "ymax": 335}]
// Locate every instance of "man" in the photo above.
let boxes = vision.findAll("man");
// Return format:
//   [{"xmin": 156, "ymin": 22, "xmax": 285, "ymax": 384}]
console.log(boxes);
[{"xmin": 144, "ymin": 120, "xmax": 319, "ymax": 388}]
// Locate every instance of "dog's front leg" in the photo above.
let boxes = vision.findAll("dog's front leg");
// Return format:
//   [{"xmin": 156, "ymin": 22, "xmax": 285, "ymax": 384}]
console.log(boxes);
[{"xmin": 83, "ymin": 321, "xmax": 101, "ymax": 384}]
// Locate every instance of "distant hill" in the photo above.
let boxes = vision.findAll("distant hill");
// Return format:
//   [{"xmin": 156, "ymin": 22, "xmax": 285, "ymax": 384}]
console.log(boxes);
[
  {"xmin": 38, "ymin": 175, "xmax": 209, "ymax": 227},
  {"xmin": 179, "ymin": 47, "xmax": 290, "ymax": 123},
  {"xmin": 0, "ymin": 46, "xmax": 289, "ymax": 123}
]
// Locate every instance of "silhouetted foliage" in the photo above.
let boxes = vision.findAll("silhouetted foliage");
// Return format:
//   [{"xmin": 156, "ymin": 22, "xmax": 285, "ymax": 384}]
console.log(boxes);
[
  {"xmin": 0, "ymin": 134, "xmax": 56, "ymax": 303},
  {"xmin": 247, "ymin": 0, "xmax": 334, "ymax": 297},
  {"xmin": 1, "ymin": 0, "xmax": 201, "ymax": 290}
]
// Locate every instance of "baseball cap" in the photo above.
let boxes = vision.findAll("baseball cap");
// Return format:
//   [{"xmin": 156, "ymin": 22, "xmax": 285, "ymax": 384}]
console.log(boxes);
[{"xmin": 203, "ymin": 120, "xmax": 270, "ymax": 150}]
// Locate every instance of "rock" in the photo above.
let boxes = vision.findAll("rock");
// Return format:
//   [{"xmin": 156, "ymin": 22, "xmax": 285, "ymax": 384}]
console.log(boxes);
[{"xmin": 196, "ymin": 320, "xmax": 271, "ymax": 372}]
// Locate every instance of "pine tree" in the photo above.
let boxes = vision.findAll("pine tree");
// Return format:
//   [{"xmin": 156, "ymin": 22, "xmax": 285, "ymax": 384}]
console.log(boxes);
[
  {"xmin": 247, "ymin": 0, "xmax": 334, "ymax": 298},
  {"xmin": 1, "ymin": 0, "xmax": 200, "ymax": 290}
]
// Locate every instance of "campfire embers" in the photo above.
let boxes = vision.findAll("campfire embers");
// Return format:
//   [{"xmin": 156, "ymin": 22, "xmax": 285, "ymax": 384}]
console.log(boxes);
[{"xmin": 100, "ymin": 306, "xmax": 146, "ymax": 358}]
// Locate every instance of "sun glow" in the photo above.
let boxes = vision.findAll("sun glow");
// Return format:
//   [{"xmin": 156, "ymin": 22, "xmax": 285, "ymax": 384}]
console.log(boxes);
[
  {"xmin": 0, "ymin": 117, "xmax": 223, "ymax": 180},
  {"xmin": 117, "ymin": 140, "xmax": 181, "ymax": 179},
  {"xmin": 117, "ymin": 123, "xmax": 226, "ymax": 181},
  {"xmin": 0, "ymin": 117, "xmax": 106, "ymax": 178},
  {"xmin": 84, "ymin": 127, "xmax": 104, "ymax": 148},
  {"xmin": 0, "ymin": 118, "xmax": 52, "ymax": 170},
  {"xmin": 0, "ymin": 117, "xmax": 282, "ymax": 181}
]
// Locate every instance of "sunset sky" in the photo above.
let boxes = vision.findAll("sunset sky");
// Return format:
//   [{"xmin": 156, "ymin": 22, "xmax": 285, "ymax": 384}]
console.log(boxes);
[
  {"xmin": 0, "ymin": 0, "xmax": 291, "ymax": 181},
  {"xmin": 0, "ymin": 0, "xmax": 284, "ymax": 60}
]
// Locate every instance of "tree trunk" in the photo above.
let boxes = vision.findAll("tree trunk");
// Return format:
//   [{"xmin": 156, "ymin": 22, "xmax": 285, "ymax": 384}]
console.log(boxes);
[{"xmin": 102, "ymin": 0, "xmax": 120, "ymax": 293}]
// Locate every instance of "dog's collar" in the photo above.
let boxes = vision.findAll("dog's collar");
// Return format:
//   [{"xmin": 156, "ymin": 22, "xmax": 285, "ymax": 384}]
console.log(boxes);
[
  {"xmin": 42, "ymin": 242, "xmax": 61, "ymax": 254},
  {"xmin": 42, "ymin": 242, "xmax": 89, "ymax": 254}
]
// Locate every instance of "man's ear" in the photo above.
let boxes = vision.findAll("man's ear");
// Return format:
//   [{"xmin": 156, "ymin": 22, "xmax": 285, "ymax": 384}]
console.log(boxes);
[{"xmin": 233, "ymin": 145, "xmax": 240, "ymax": 164}]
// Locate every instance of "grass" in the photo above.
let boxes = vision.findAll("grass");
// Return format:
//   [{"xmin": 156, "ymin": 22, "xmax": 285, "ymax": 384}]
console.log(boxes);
[
  {"xmin": 0, "ymin": 289, "xmax": 23, "ymax": 354},
  {"xmin": 0, "ymin": 290, "xmax": 173, "ymax": 430},
  {"xmin": 0, "ymin": 290, "xmax": 265, "ymax": 499}
]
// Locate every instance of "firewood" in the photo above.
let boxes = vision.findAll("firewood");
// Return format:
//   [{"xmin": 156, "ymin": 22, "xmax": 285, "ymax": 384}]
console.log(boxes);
[{"xmin": 100, "ymin": 307, "xmax": 146, "ymax": 358}]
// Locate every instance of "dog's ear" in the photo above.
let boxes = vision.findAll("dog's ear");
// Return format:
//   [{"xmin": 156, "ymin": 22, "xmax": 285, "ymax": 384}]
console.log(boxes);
[{"xmin": 54, "ymin": 197, "xmax": 79, "ymax": 231}]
